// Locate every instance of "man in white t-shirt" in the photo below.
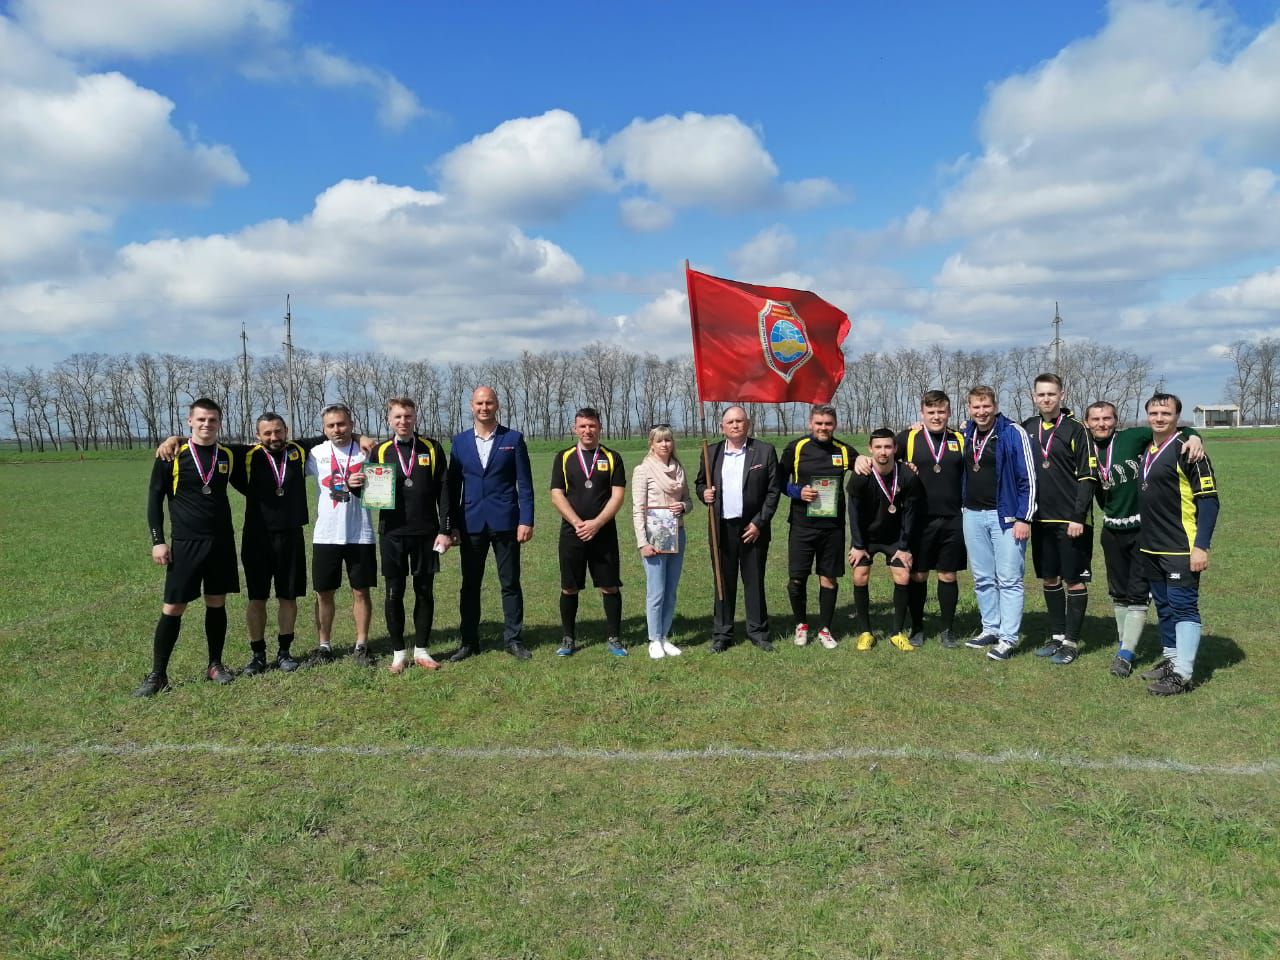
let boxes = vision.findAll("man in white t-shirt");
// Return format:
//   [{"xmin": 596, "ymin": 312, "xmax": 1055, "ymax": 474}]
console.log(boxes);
[{"xmin": 306, "ymin": 404, "xmax": 377, "ymax": 666}]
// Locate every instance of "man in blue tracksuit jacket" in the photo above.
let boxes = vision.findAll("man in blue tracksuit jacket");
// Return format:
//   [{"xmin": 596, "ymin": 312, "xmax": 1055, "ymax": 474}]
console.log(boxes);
[
  {"xmin": 959, "ymin": 385, "xmax": 1037, "ymax": 660},
  {"xmin": 447, "ymin": 386, "xmax": 535, "ymax": 661}
]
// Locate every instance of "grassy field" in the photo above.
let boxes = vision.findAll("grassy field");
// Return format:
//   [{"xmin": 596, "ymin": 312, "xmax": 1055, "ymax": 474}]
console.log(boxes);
[{"xmin": 1, "ymin": 432, "xmax": 1277, "ymax": 959}]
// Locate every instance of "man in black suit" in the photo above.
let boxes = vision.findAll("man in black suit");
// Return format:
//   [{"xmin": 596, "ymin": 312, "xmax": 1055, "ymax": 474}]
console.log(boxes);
[{"xmin": 695, "ymin": 405, "xmax": 781, "ymax": 652}]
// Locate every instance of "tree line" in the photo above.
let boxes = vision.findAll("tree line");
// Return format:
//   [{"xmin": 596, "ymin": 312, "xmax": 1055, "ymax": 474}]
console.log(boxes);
[
  {"xmin": 0, "ymin": 340, "xmax": 1154, "ymax": 452},
  {"xmin": 1223, "ymin": 338, "xmax": 1280, "ymax": 425}
]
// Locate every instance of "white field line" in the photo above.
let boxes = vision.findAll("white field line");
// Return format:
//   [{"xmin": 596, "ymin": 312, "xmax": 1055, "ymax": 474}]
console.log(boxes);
[{"xmin": 1, "ymin": 741, "xmax": 1276, "ymax": 777}]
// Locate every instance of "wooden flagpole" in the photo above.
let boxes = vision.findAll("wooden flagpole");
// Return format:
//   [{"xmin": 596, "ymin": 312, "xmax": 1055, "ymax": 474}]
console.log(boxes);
[{"xmin": 686, "ymin": 260, "xmax": 725, "ymax": 604}]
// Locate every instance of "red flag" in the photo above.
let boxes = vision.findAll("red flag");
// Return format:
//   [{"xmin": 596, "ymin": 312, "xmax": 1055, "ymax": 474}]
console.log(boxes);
[{"xmin": 685, "ymin": 265, "xmax": 850, "ymax": 403}]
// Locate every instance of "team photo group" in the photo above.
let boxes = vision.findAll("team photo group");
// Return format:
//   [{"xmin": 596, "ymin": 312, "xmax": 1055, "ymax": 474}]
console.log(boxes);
[{"xmin": 140, "ymin": 374, "xmax": 1219, "ymax": 700}]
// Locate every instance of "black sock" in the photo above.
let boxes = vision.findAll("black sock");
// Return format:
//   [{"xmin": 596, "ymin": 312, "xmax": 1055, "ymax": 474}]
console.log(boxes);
[
  {"xmin": 560, "ymin": 593, "xmax": 579, "ymax": 639},
  {"xmin": 250, "ymin": 639, "xmax": 267, "ymax": 658},
  {"xmin": 788, "ymin": 578, "xmax": 807, "ymax": 623},
  {"xmin": 818, "ymin": 585, "xmax": 837, "ymax": 632},
  {"xmin": 938, "ymin": 580, "xmax": 959, "ymax": 631},
  {"xmin": 602, "ymin": 591, "xmax": 622, "ymax": 637},
  {"xmin": 412, "ymin": 588, "xmax": 434, "ymax": 647},
  {"xmin": 1043, "ymin": 583, "xmax": 1066, "ymax": 636},
  {"xmin": 277, "ymin": 633, "xmax": 293, "ymax": 654},
  {"xmin": 386, "ymin": 592, "xmax": 406, "ymax": 651},
  {"xmin": 853, "ymin": 584, "xmax": 871, "ymax": 633},
  {"xmin": 1065, "ymin": 589, "xmax": 1088, "ymax": 645},
  {"xmin": 908, "ymin": 580, "xmax": 927, "ymax": 633},
  {"xmin": 152, "ymin": 613, "xmax": 182, "ymax": 675},
  {"xmin": 205, "ymin": 606, "xmax": 227, "ymax": 665},
  {"xmin": 893, "ymin": 583, "xmax": 909, "ymax": 634}
]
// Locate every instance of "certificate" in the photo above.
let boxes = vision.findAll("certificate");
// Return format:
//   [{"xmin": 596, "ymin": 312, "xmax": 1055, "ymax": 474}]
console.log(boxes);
[
  {"xmin": 806, "ymin": 475, "xmax": 840, "ymax": 518},
  {"xmin": 644, "ymin": 507, "xmax": 681, "ymax": 554},
  {"xmin": 361, "ymin": 464, "xmax": 397, "ymax": 510}
]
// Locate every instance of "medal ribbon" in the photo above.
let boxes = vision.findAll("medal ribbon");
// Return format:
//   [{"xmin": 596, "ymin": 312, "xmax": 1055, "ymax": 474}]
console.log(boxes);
[
  {"xmin": 1098, "ymin": 439, "xmax": 1113, "ymax": 483},
  {"xmin": 263, "ymin": 446, "xmax": 288, "ymax": 492},
  {"xmin": 972, "ymin": 428, "xmax": 993, "ymax": 467},
  {"xmin": 394, "ymin": 438, "xmax": 416, "ymax": 480},
  {"xmin": 189, "ymin": 442, "xmax": 217, "ymax": 488},
  {"xmin": 576, "ymin": 445, "xmax": 597, "ymax": 484},
  {"xmin": 1038, "ymin": 412, "xmax": 1064, "ymax": 462},
  {"xmin": 921, "ymin": 429, "xmax": 946, "ymax": 469},
  {"xmin": 872, "ymin": 464, "xmax": 899, "ymax": 508},
  {"xmin": 332, "ymin": 440, "xmax": 357, "ymax": 485},
  {"xmin": 1142, "ymin": 433, "xmax": 1180, "ymax": 485}
]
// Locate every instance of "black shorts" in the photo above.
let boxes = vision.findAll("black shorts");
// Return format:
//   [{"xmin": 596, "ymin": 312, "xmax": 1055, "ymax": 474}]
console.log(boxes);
[
  {"xmin": 789, "ymin": 524, "xmax": 845, "ymax": 579},
  {"xmin": 164, "ymin": 537, "xmax": 240, "ymax": 605},
  {"xmin": 313, "ymin": 543, "xmax": 378, "ymax": 592},
  {"xmin": 380, "ymin": 534, "xmax": 439, "ymax": 588},
  {"xmin": 1031, "ymin": 521, "xmax": 1094, "ymax": 583},
  {"xmin": 242, "ymin": 527, "xmax": 307, "ymax": 600},
  {"xmin": 853, "ymin": 543, "xmax": 907, "ymax": 568},
  {"xmin": 1100, "ymin": 527, "xmax": 1147, "ymax": 606},
  {"xmin": 1142, "ymin": 552, "xmax": 1200, "ymax": 590},
  {"xmin": 559, "ymin": 522, "xmax": 621, "ymax": 590},
  {"xmin": 912, "ymin": 515, "xmax": 967, "ymax": 573}
]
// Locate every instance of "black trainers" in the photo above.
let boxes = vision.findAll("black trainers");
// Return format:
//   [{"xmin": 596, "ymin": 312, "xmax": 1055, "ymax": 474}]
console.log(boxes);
[
  {"xmin": 1049, "ymin": 643, "xmax": 1079, "ymax": 665},
  {"xmin": 1034, "ymin": 639, "xmax": 1063, "ymax": 658},
  {"xmin": 1109, "ymin": 656, "xmax": 1134, "ymax": 678},
  {"xmin": 939, "ymin": 629, "xmax": 959, "ymax": 649},
  {"xmin": 751, "ymin": 638, "xmax": 775, "ymax": 652},
  {"xmin": 206, "ymin": 662, "xmax": 235, "ymax": 685},
  {"xmin": 276, "ymin": 651, "xmax": 300, "ymax": 672},
  {"xmin": 964, "ymin": 633, "xmax": 999, "ymax": 649},
  {"xmin": 352, "ymin": 646, "xmax": 375, "ymax": 667},
  {"xmin": 507, "ymin": 640, "xmax": 533, "ymax": 661},
  {"xmin": 908, "ymin": 630, "xmax": 925, "ymax": 649},
  {"xmin": 306, "ymin": 646, "xmax": 335, "ymax": 668},
  {"xmin": 241, "ymin": 654, "xmax": 269, "ymax": 676},
  {"xmin": 1141, "ymin": 658, "xmax": 1175, "ymax": 681},
  {"xmin": 133, "ymin": 671, "xmax": 170, "ymax": 698},
  {"xmin": 1148, "ymin": 672, "xmax": 1192, "ymax": 696}
]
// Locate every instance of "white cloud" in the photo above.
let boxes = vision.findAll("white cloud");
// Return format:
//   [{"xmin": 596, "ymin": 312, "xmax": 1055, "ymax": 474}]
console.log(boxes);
[
  {"xmin": 728, "ymin": 226, "xmax": 797, "ymax": 279},
  {"xmin": 13, "ymin": 0, "xmax": 290, "ymax": 57},
  {"xmin": 0, "ymin": 200, "xmax": 108, "ymax": 267},
  {"xmin": 0, "ymin": 70, "xmax": 247, "ymax": 207},
  {"xmin": 614, "ymin": 289, "xmax": 692, "ymax": 357},
  {"xmin": 293, "ymin": 47, "xmax": 424, "ymax": 131},
  {"xmin": 0, "ymin": 177, "xmax": 590, "ymax": 361},
  {"xmin": 437, "ymin": 109, "xmax": 612, "ymax": 220},
  {"xmin": 782, "ymin": 177, "xmax": 846, "ymax": 210},
  {"xmin": 618, "ymin": 197, "xmax": 673, "ymax": 232}
]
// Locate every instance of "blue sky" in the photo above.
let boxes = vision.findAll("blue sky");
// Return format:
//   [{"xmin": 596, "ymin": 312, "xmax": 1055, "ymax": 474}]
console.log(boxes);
[{"xmin": 3, "ymin": 0, "xmax": 1279, "ymax": 407}]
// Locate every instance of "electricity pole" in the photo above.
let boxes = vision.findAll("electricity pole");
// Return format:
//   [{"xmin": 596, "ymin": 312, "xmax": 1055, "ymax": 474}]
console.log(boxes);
[
  {"xmin": 240, "ymin": 322, "xmax": 251, "ymax": 441},
  {"xmin": 1050, "ymin": 301, "xmax": 1064, "ymax": 376},
  {"xmin": 282, "ymin": 294, "xmax": 298, "ymax": 431}
]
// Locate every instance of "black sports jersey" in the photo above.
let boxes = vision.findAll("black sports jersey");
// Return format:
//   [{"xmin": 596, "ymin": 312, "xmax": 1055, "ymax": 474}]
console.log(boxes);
[
  {"xmin": 550, "ymin": 444, "xmax": 626, "ymax": 525},
  {"xmin": 1138, "ymin": 437, "xmax": 1218, "ymax": 556},
  {"xmin": 964, "ymin": 428, "xmax": 999, "ymax": 510},
  {"xmin": 148, "ymin": 441, "xmax": 235, "ymax": 544},
  {"xmin": 229, "ymin": 441, "xmax": 310, "ymax": 533},
  {"xmin": 896, "ymin": 427, "xmax": 964, "ymax": 518},
  {"xmin": 373, "ymin": 435, "xmax": 451, "ymax": 538},
  {"xmin": 779, "ymin": 434, "xmax": 857, "ymax": 528},
  {"xmin": 1022, "ymin": 409, "xmax": 1096, "ymax": 523},
  {"xmin": 846, "ymin": 465, "xmax": 924, "ymax": 550}
]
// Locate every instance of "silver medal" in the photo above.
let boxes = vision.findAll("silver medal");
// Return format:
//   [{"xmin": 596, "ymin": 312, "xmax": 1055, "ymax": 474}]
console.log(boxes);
[
  {"xmin": 404, "ymin": 477, "xmax": 414, "ymax": 488},
  {"xmin": 201, "ymin": 484, "xmax": 211, "ymax": 495},
  {"xmin": 932, "ymin": 464, "xmax": 942, "ymax": 474},
  {"xmin": 584, "ymin": 479, "xmax": 593, "ymax": 489}
]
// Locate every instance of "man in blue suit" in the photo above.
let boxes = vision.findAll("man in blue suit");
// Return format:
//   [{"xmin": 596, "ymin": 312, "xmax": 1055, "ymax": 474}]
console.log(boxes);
[{"xmin": 448, "ymin": 386, "xmax": 535, "ymax": 661}]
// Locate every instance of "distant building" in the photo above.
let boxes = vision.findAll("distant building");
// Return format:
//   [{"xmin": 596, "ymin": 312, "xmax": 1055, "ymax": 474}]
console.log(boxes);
[{"xmin": 1193, "ymin": 404, "xmax": 1240, "ymax": 428}]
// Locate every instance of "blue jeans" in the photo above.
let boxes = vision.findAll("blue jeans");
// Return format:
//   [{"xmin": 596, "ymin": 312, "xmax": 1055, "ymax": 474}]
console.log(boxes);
[
  {"xmin": 642, "ymin": 528, "xmax": 685, "ymax": 640},
  {"xmin": 962, "ymin": 509, "xmax": 1027, "ymax": 646}
]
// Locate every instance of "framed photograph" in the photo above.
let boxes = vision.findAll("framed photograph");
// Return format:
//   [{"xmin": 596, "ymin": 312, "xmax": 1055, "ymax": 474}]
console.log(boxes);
[
  {"xmin": 806, "ymin": 475, "xmax": 840, "ymax": 518},
  {"xmin": 644, "ymin": 507, "xmax": 681, "ymax": 554},
  {"xmin": 361, "ymin": 464, "xmax": 397, "ymax": 510}
]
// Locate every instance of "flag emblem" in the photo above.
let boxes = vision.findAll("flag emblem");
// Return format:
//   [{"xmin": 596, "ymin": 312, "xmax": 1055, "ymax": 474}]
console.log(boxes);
[{"xmin": 760, "ymin": 301, "xmax": 813, "ymax": 383}]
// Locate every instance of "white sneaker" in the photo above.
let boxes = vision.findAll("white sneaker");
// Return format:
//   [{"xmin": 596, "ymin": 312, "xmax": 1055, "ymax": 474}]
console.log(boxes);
[
  {"xmin": 648, "ymin": 640, "xmax": 665, "ymax": 659},
  {"xmin": 794, "ymin": 623, "xmax": 810, "ymax": 646},
  {"xmin": 661, "ymin": 640, "xmax": 682, "ymax": 656},
  {"xmin": 818, "ymin": 627, "xmax": 838, "ymax": 649}
]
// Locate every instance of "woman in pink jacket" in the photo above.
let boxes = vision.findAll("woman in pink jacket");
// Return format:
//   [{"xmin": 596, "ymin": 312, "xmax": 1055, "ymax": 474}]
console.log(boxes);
[{"xmin": 632, "ymin": 425, "xmax": 692, "ymax": 659}]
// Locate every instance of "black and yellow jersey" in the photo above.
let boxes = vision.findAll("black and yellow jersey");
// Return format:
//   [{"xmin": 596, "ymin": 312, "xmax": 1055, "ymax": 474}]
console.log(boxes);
[
  {"xmin": 147, "ymin": 441, "xmax": 235, "ymax": 544},
  {"xmin": 778, "ymin": 434, "xmax": 857, "ymax": 528},
  {"xmin": 373, "ymin": 435, "xmax": 451, "ymax": 538},
  {"xmin": 550, "ymin": 444, "xmax": 626, "ymax": 525},
  {"xmin": 896, "ymin": 427, "xmax": 964, "ymax": 518},
  {"xmin": 1138, "ymin": 437, "xmax": 1218, "ymax": 556},
  {"xmin": 1021, "ymin": 409, "xmax": 1096, "ymax": 523},
  {"xmin": 230, "ymin": 440, "xmax": 311, "ymax": 532}
]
